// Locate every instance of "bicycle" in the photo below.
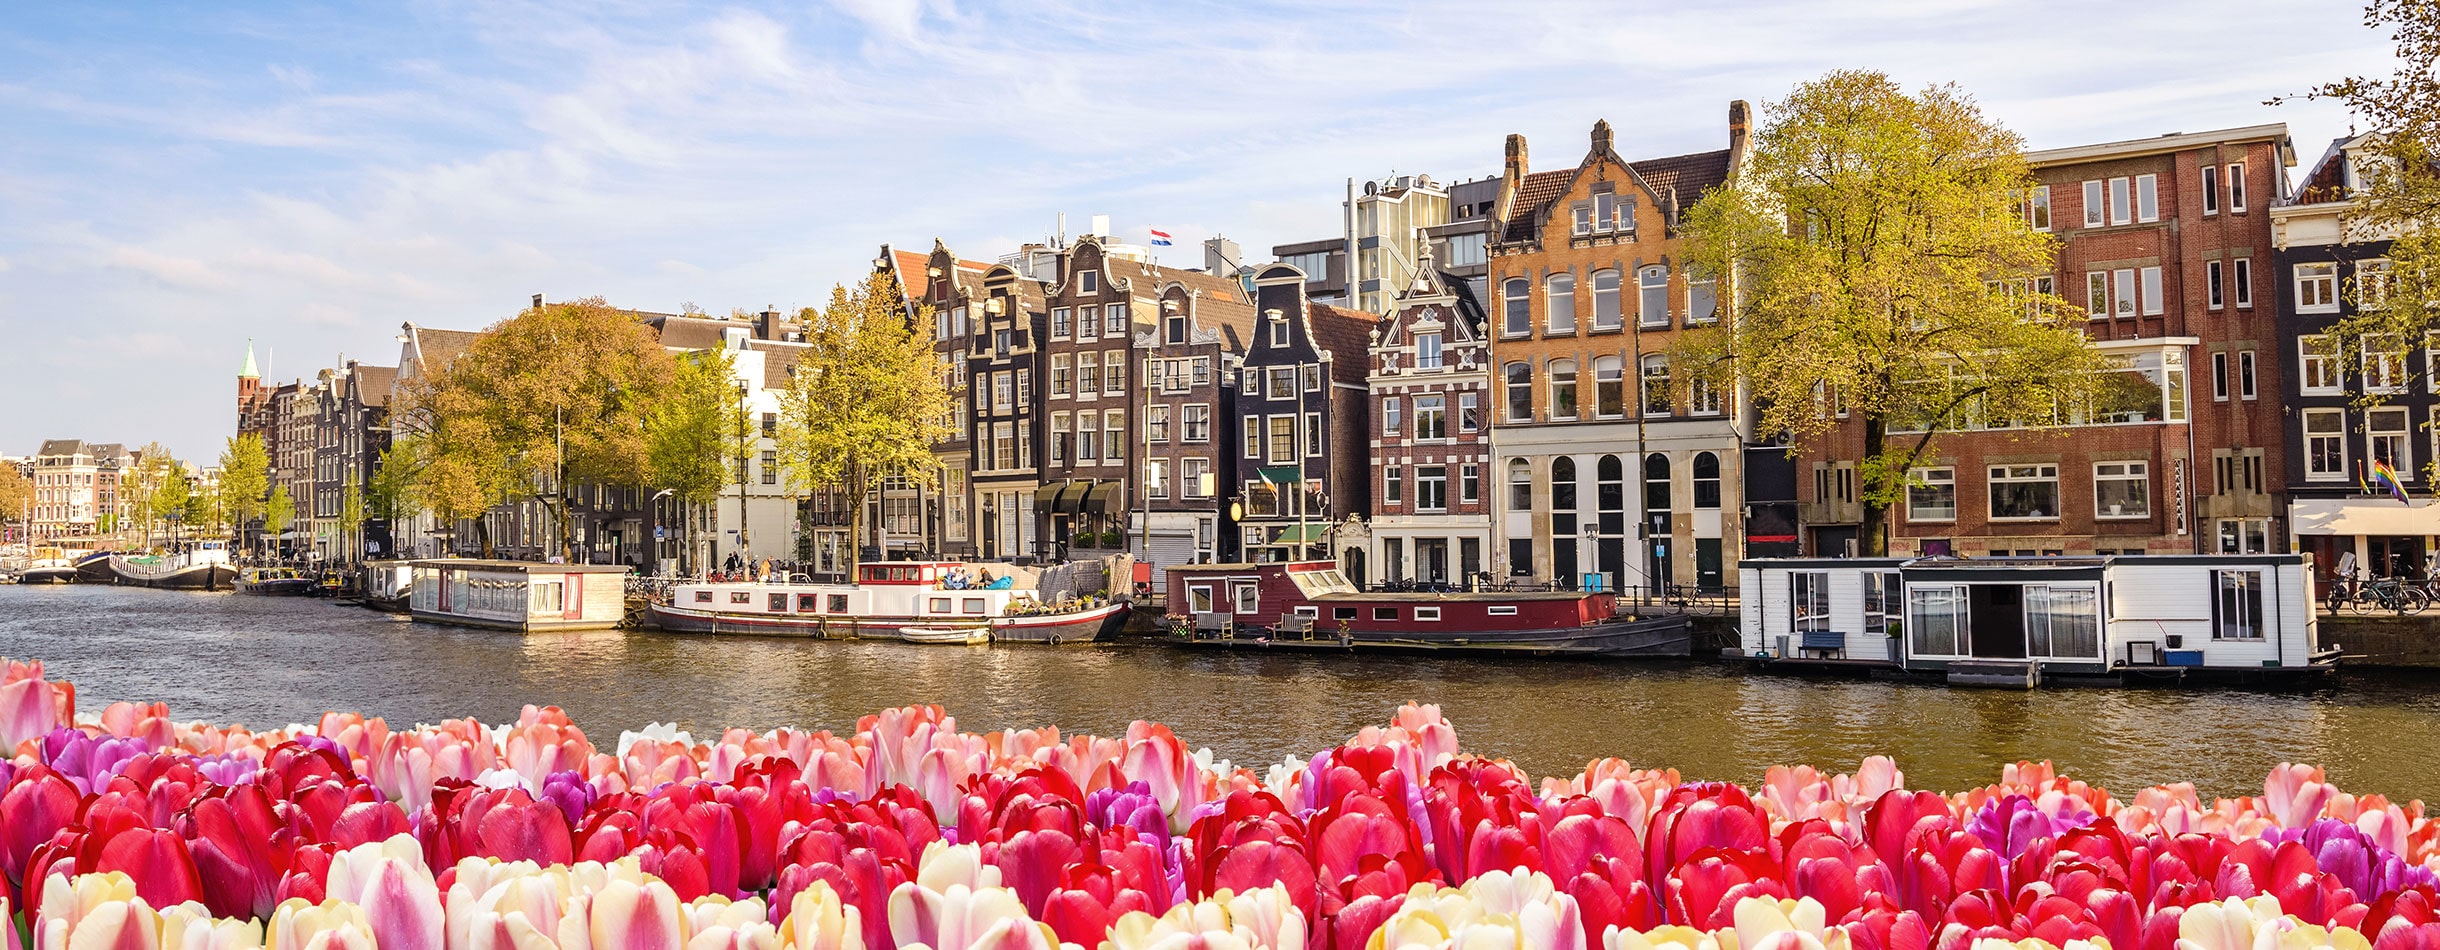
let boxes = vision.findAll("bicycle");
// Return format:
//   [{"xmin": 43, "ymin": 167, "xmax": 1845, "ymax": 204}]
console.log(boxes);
[{"xmin": 2329, "ymin": 570, "xmax": 2430, "ymax": 615}]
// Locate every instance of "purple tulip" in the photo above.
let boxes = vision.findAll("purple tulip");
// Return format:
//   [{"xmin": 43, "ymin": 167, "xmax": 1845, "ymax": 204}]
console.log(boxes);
[{"xmin": 539, "ymin": 769, "xmax": 596, "ymax": 826}]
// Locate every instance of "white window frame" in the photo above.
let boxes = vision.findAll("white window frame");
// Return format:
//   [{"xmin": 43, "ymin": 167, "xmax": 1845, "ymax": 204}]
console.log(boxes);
[
  {"xmin": 2239, "ymin": 350, "xmax": 2257, "ymax": 400},
  {"xmin": 2298, "ymin": 335, "xmax": 2339, "ymax": 394},
  {"xmin": 2303, "ymin": 408, "xmax": 2348, "ymax": 482},
  {"xmin": 2108, "ymin": 177, "xmax": 2132, "ymax": 226},
  {"xmin": 1906, "ymin": 467, "xmax": 1957, "ymax": 523},
  {"xmin": 2093, "ymin": 461, "xmax": 2150, "ymax": 520},
  {"xmin": 2024, "ymin": 184, "xmax": 2051, "ymax": 231},
  {"xmin": 1383, "ymin": 396, "xmax": 1401, "ymax": 436},
  {"xmin": 2206, "ymin": 259, "xmax": 2225, "ymax": 310},
  {"xmin": 2113, "ymin": 268, "xmax": 2137, "ymax": 318},
  {"xmin": 2212, "ymin": 351, "xmax": 2229, "ymax": 401},
  {"xmin": 2082, "ymin": 180, "xmax": 2105, "ymax": 228},
  {"xmin": 2366, "ymin": 334, "xmax": 2409, "ymax": 394},
  {"xmin": 2139, "ymin": 266, "xmax": 2164, "ymax": 315},
  {"xmin": 2227, "ymin": 163, "xmax": 2247, "ymax": 213},
  {"xmin": 2202, "ymin": 164, "xmax": 2220, "ymax": 215},
  {"xmin": 2369, "ymin": 406, "xmax": 2412, "ymax": 476},
  {"xmin": 2135, "ymin": 174, "xmax": 2159, "ymax": 223},
  {"xmin": 1545, "ymin": 272, "xmax": 1577, "ymax": 334},
  {"xmin": 1987, "ymin": 464, "xmax": 2061, "ymax": 522},
  {"xmin": 2233, "ymin": 258, "xmax": 2253, "ymax": 308},
  {"xmin": 2086, "ymin": 271, "xmax": 2109, "ymax": 320},
  {"xmin": 2213, "ymin": 569, "xmax": 2266, "ymax": 641},
  {"xmin": 2296, "ymin": 262, "xmax": 2340, "ymax": 313}
]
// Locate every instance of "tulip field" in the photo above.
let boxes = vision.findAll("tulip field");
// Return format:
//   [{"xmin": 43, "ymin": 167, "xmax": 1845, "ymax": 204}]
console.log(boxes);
[{"xmin": 0, "ymin": 658, "xmax": 2435, "ymax": 950}]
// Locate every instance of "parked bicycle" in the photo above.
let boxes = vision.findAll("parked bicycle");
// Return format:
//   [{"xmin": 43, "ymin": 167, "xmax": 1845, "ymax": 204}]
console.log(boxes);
[{"xmin": 2326, "ymin": 569, "xmax": 2431, "ymax": 615}]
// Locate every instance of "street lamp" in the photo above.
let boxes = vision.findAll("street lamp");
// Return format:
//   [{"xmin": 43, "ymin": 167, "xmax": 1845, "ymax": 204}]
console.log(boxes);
[
  {"xmin": 1581, "ymin": 523, "xmax": 1601, "ymax": 594},
  {"xmin": 649, "ymin": 488, "xmax": 674, "ymax": 576}
]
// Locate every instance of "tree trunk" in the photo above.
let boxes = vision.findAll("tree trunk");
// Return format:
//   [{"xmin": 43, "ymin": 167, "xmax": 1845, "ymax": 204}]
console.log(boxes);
[
  {"xmin": 1860, "ymin": 415, "xmax": 1889, "ymax": 557},
  {"xmin": 477, "ymin": 515, "xmax": 494, "ymax": 559},
  {"xmin": 555, "ymin": 491, "xmax": 576, "ymax": 563},
  {"xmin": 850, "ymin": 463, "xmax": 870, "ymax": 567}
]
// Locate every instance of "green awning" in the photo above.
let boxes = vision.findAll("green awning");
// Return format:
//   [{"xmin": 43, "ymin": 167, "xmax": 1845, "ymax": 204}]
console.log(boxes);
[
  {"xmin": 1050, "ymin": 482, "xmax": 1092, "ymax": 514},
  {"xmin": 1085, "ymin": 482, "xmax": 1124, "ymax": 512},
  {"xmin": 1257, "ymin": 465, "xmax": 1304, "ymax": 486},
  {"xmin": 1271, "ymin": 524, "xmax": 1329, "ymax": 543}
]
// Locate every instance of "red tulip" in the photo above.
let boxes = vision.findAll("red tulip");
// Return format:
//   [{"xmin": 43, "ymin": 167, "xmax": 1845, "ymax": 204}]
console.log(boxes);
[{"xmin": 94, "ymin": 827, "xmax": 204, "ymax": 908}]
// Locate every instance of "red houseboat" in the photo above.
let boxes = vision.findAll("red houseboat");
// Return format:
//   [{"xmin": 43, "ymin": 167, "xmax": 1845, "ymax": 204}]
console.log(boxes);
[{"xmin": 1165, "ymin": 561, "xmax": 1691, "ymax": 657}]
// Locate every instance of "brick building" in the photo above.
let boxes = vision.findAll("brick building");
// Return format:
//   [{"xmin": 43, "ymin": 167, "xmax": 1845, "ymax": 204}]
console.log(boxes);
[
  {"xmin": 969, "ymin": 265, "xmax": 1049, "ymax": 560},
  {"xmin": 1139, "ymin": 277, "xmax": 1258, "ymax": 577},
  {"xmin": 1486, "ymin": 108, "xmax": 1749, "ymax": 593},
  {"xmin": 1798, "ymin": 124, "xmax": 2297, "ymax": 558},
  {"xmin": 1368, "ymin": 252, "xmax": 1495, "ymax": 585},
  {"xmin": 895, "ymin": 241, "xmax": 992, "ymax": 559}
]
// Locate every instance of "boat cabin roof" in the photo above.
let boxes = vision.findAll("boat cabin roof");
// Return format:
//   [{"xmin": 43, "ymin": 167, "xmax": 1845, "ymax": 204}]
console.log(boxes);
[{"xmin": 409, "ymin": 559, "xmax": 631, "ymax": 573}]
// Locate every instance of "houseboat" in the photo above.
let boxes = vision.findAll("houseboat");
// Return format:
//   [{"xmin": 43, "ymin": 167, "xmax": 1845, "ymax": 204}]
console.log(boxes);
[
  {"xmin": 110, "ymin": 542, "xmax": 238, "ymax": 591},
  {"xmin": 1737, "ymin": 555, "xmax": 2335, "ymax": 686},
  {"xmin": 647, "ymin": 561, "xmax": 1129, "ymax": 644},
  {"xmin": 407, "ymin": 560, "xmax": 629, "ymax": 631},
  {"xmin": 360, "ymin": 560, "xmax": 414, "ymax": 613},
  {"xmin": 72, "ymin": 551, "xmax": 115, "ymax": 583},
  {"xmin": 17, "ymin": 546, "xmax": 80, "ymax": 585},
  {"xmin": 233, "ymin": 567, "xmax": 317, "ymax": 596},
  {"xmin": 1164, "ymin": 561, "xmax": 1693, "ymax": 657}
]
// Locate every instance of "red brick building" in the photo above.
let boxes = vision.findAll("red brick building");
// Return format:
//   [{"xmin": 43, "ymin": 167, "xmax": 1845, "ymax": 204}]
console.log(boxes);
[{"xmin": 1368, "ymin": 253, "xmax": 1495, "ymax": 585}]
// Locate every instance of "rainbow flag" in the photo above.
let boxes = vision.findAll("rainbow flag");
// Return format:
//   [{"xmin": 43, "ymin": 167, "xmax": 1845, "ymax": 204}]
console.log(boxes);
[{"xmin": 2371, "ymin": 458, "xmax": 2413, "ymax": 505}]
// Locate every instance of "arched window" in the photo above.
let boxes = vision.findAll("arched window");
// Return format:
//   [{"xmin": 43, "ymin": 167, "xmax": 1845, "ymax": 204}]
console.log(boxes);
[
  {"xmin": 1693, "ymin": 452, "xmax": 1722, "ymax": 509},
  {"xmin": 1545, "ymin": 273, "xmax": 1577, "ymax": 334},
  {"xmin": 1640, "ymin": 354, "xmax": 1672, "ymax": 416},
  {"xmin": 1502, "ymin": 278, "xmax": 1530, "ymax": 337},
  {"xmin": 1552, "ymin": 456, "xmax": 1578, "ymax": 512},
  {"xmin": 1597, "ymin": 454, "xmax": 1626, "ymax": 534},
  {"xmin": 1594, "ymin": 355, "xmax": 1625, "ymax": 417},
  {"xmin": 1504, "ymin": 362, "xmax": 1533, "ymax": 422},
  {"xmin": 1508, "ymin": 458, "xmax": 1533, "ymax": 510},
  {"xmin": 1639, "ymin": 266, "xmax": 1670, "ymax": 327},
  {"xmin": 1644, "ymin": 453, "xmax": 1673, "ymax": 517},
  {"xmin": 1591, "ymin": 269, "xmax": 1622, "ymax": 329},
  {"xmin": 1548, "ymin": 358, "xmax": 1579, "ymax": 419}
]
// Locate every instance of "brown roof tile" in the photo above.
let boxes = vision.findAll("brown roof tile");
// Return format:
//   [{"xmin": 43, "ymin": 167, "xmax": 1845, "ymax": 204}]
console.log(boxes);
[
  {"xmin": 650, "ymin": 315, "xmax": 743, "ymax": 350},
  {"xmin": 1306, "ymin": 303, "xmax": 1379, "ymax": 384},
  {"xmin": 351, "ymin": 365, "xmax": 398, "ymax": 407},
  {"xmin": 1631, "ymin": 148, "xmax": 1733, "ymax": 207},
  {"xmin": 761, "ymin": 347, "xmax": 806, "ymax": 391},
  {"xmin": 411, "ymin": 327, "xmax": 484, "ymax": 369}
]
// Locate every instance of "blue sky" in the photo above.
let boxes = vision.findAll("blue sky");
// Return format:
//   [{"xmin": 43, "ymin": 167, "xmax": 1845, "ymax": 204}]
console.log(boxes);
[{"xmin": 0, "ymin": 1, "xmax": 2388, "ymax": 462}]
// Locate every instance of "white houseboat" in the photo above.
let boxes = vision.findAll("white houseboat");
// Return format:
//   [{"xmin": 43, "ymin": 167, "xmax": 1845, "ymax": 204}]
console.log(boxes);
[
  {"xmin": 648, "ymin": 561, "xmax": 1128, "ymax": 644},
  {"xmin": 407, "ymin": 560, "xmax": 630, "ymax": 631},
  {"xmin": 1738, "ymin": 555, "xmax": 2334, "ymax": 686},
  {"xmin": 110, "ymin": 542, "xmax": 238, "ymax": 590}
]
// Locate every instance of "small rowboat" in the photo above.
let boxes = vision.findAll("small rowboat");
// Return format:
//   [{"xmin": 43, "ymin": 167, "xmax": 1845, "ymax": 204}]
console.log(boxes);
[{"xmin": 900, "ymin": 625, "xmax": 991, "ymax": 645}]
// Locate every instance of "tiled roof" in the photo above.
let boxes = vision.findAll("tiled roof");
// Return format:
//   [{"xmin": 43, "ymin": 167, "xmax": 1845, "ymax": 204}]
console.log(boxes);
[
  {"xmin": 1631, "ymin": 148, "xmax": 1733, "ymax": 207},
  {"xmin": 2290, "ymin": 136, "xmax": 2357, "ymax": 206},
  {"xmin": 351, "ymin": 365, "xmax": 399, "ymax": 407},
  {"xmin": 762, "ymin": 347, "xmax": 806, "ymax": 391},
  {"xmin": 650, "ymin": 315, "xmax": 743, "ymax": 351},
  {"xmin": 1501, "ymin": 170, "xmax": 1574, "ymax": 242},
  {"xmin": 411, "ymin": 327, "xmax": 483, "ymax": 369},
  {"xmin": 37, "ymin": 439, "xmax": 85, "ymax": 458},
  {"xmin": 893, "ymin": 249, "xmax": 931, "ymax": 299},
  {"xmin": 1306, "ymin": 303, "xmax": 1380, "ymax": 384}
]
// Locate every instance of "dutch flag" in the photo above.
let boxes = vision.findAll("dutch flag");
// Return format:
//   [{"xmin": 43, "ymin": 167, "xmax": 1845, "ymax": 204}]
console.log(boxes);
[{"xmin": 1148, "ymin": 229, "xmax": 1173, "ymax": 247}]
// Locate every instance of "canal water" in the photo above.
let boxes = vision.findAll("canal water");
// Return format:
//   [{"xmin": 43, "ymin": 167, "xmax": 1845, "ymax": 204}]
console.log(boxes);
[{"xmin": 5, "ymin": 584, "xmax": 2439, "ymax": 802}]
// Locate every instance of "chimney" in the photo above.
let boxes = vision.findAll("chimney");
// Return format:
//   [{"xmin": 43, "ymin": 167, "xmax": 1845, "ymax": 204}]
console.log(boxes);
[
  {"xmin": 1591, "ymin": 119, "xmax": 1614, "ymax": 156},
  {"xmin": 531, "ymin": 293, "xmax": 544, "ymax": 310},
  {"xmin": 1729, "ymin": 100, "xmax": 1751, "ymax": 157},
  {"xmin": 1498, "ymin": 133, "xmax": 1529, "ymax": 223},
  {"xmin": 758, "ymin": 308, "xmax": 782, "ymax": 340}
]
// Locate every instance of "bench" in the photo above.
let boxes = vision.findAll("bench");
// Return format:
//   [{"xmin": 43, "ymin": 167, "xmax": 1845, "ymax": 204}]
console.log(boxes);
[
  {"xmin": 1798, "ymin": 630, "xmax": 1847, "ymax": 659},
  {"xmin": 1192, "ymin": 611, "xmax": 1235, "ymax": 637},
  {"xmin": 1277, "ymin": 613, "xmax": 1316, "ymax": 638}
]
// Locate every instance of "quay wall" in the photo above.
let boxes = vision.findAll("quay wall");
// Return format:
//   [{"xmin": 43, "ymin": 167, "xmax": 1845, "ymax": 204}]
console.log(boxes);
[{"xmin": 2322, "ymin": 616, "xmax": 2440, "ymax": 669}]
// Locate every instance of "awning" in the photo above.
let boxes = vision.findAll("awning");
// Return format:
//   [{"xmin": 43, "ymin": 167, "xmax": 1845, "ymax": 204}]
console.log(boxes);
[
  {"xmin": 1258, "ymin": 466, "xmax": 1304, "ymax": 486},
  {"xmin": 1052, "ymin": 482, "xmax": 1092, "ymax": 514},
  {"xmin": 2290, "ymin": 498, "xmax": 2440, "ymax": 536},
  {"xmin": 1033, "ymin": 483, "xmax": 1066, "ymax": 508},
  {"xmin": 1271, "ymin": 524, "xmax": 1329, "ymax": 544},
  {"xmin": 1085, "ymin": 482, "xmax": 1123, "ymax": 512}
]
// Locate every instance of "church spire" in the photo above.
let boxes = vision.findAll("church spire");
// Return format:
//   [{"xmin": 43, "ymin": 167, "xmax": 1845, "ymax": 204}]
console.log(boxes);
[{"xmin": 239, "ymin": 340, "xmax": 259, "ymax": 379}]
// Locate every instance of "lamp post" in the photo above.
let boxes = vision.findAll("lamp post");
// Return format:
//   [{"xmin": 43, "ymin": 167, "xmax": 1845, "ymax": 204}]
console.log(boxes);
[
  {"xmin": 1581, "ymin": 522, "xmax": 1601, "ymax": 594},
  {"xmin": 650, "ymin": 488, "xmax": 674, "ymax": 576}
]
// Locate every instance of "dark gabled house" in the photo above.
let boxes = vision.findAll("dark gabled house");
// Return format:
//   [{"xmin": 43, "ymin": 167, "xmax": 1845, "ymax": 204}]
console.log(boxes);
[{"xmin": 1230, "ymin": 263, "xmax": 1377, "ymax": 571}]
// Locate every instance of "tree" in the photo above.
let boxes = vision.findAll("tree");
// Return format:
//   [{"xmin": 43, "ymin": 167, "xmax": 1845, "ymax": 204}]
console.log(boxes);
[
  {"xmin": 2283, "ymin": 2, "xmax": 2440, "ymax": 448},
  {"xmin": 646, "ymin": 346, "xmax": 745, "ymax": 572},
  {"xmin": 181, "ymin": 475, "xmax": 212, "ymax": 536},
  {"xmin": 127, "ymin": 445, "xmax": 179, "ymax": 549},
  {"xmin": 1679, "ymin": 71, "xmax": 2123, "ymax": 557},
  {"xmin": 264, "ymin": 484, "xmax": 294, "ymax": 557},
  {"xmin": 403, "ymin": 298, "xmax": 680, "ymax": 561},
  {"xmin": 0, "ymin": 465, "xmax": 28, "ymax": 540},
  {"xmin": 218, "ymin": 434, "xmax": 268, "ymax": 541},
  {"xmin": 778, "ymin": 273, "xmax": 953, "ymax": 563},
  {"xmin": 339, "ymin": 484, "xmax": 364, "ymax": 563}
]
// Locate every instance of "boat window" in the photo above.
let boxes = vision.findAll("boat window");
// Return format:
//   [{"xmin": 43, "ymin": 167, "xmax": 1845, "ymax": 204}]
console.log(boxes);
[
  {"xmin": 1487, "ymin": 606, "xmax": 1518, "ymax": 616},
  {"xmin": 1907, "ymin": 585, "xmax": 1964, "ymax": 657},
  {"xmin": 1232, "ymin": 583, "xmax": 1259, "ymax": 614},
  {"xmin": 768, "ymin": 593, "xmax": 789, "ymax": 612},
  {"xmin": 730, "ymin": 591, "xmax": 752, "ymax": 604},
  {"xmin": 1792, "ymin": 572, "xmax": 1831, "ymax": 632},
  {"xmin": 799, "ymin": 594, "xmax": 822, "ymax": 612},
  {"xmin": 963, "ymin": 597, "xmax": 988, "ymax": 615},
  {"xmin": 1293, "ymin": 606, "xmax": 1318, "ymax": 617},
  {"xmin": 2026, "ymin": 584, "xmax": 2100, "ymax": 658},
  {"xmin": 2213, "ymin": 570, "xmax": 2266, "ymax": 641},
  {"xmin": 1415, "ymin": 607, "xmax": 1442, "ymax": 621},
  {"xmin": 828, "ymin": 594, "xmax": 850, "ymax": 613},
  {"xmin": 1189, "ymin": 585, "xmax": 1215, "ymax": 613},
  {"xmin": 1335, "ymin": 606, "xmax": 1358, "ymax": 620},
  {"xmin": 1373, "ymin": 606, "xmax": 1398, "ymax": 620},
  {"xmin": 695, "ymin": 590, "xmax": 712, "ymax": 603},
  {"xmin": 931, "ymin": 597, "xmax": 952, "ymax": 613}
]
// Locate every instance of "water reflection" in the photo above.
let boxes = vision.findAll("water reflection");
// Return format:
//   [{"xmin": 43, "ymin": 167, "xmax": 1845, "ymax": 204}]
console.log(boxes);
[{"xmin": 7, "ymin": 584, "xmax": 2440, "ymax": 800}]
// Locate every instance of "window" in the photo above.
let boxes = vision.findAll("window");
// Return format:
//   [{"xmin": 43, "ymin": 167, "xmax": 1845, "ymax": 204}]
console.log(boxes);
[
  {"xmin": 2227, "ymin": 163, "xmax": 2247, "ymax": 212},
  {"xmin": 1594, "ymin": 192, "xmax": 1621, "ymax": 232},
  {"xmin": 2026, "ymin": 586, "xmax": 2100, "ymax": 659},
  {"xmin": 1988, "ymin": 464, "xmax": 2059, "ymax": 520},
  {"xmin": 1078, "ymin": 309, "xmax": 1096, "ymax": 341},
  {"xmin": 2304, "ymin": 409, "xmax": 2347, "ymax": 481},
  {"xmin": 1183, "ymin": 404, "xmax": 1210, "ymax": 442},
  {"xmin": 1508, "ymin": 459, "xmax": 1532, "ymax": 510},
  {"xmin": 2094, "ymin": 461, "xmax": 2149, "ymax": 519},
  {"xmin": 1052, "ymin": 307, "xmax": 1071, "ymax": 339},
  {"xmin": 1591, "ymin": 269, "xmax": 1622, "ymax": 329},
  {"xmin": 2202, "ymin": 165, "xmax": 2220, "ymax": 214},
  {"xmin": 1105, "ymin": 350, "xmax": 1125, "ymax": 393},
  {"xmin": 1792, "ymin": 572, "xmax": 1830, "ymax": 633},
  {"xmin": 2135, "ymin": 174, "xmax": 2159, "ymax": 222},
  {"xmin": 1305, "ymin": 412, "xmax": 1321, "ymax": 455},
  {"xmin": 1147, "ymin": 405, "xmax": 1170, "ymax": 443},
  {"xmin": 1416, "ymin": 465, "xmax": 1447, "ymax": 511},
  {"xmin": 2086, "ymin": 272, "xmax": 2109, "ymax": 319},
  {"xmin": 1165, "ymin": 305, "xmax": 1188, "ymax": 344},
  {"xmin": 1640, "ymin": 354, "xmax": 1672, "ymax": 416},
  {"xmin": 1074, "ymin": 412, "xmax": 1098, "ymax": 462},
  {"xmin": 1015, "ymin": 368, "xmax": 1031, "ymax": 403},
  {"xmin": 1233, "ymin": 582, "xmax": 1257, "ymax": 614},
  {"xmin": 1078, "ymin": 270, "xmax": 1099, "ymax": 293},
  {"xmin": 2367, "ymin": 335, "xmax": 2408, "ymax": 393},
  {"xmin": 1505, "ymin": 363, "xmax": 1533, "ymax": 421},
  {"xmin": 1546, "ymin": 273, "xmax": 1576, "ymax": 333},
  {"xmin": 2214, "ymin": 570, "xmax": 2265, "ymax": 640},
  {"xmin": 2212, "ymin": 352, "xmax": 2229, "ymax": 401},
  {"xmin": 1268, "ymin": 416, "xmax": 1296, "ymax": 464},
  {"xmin": 1077, "ymin": 352, "xmax": 1101, "ymax": 395},
  {"xmin": 1502, "ymin": 278, "xmax": 1530, "ymax": 336},
  {"xmin": 2360, "ymin": 259, "xmax": 2395, "ymax": 309},
  {"xmin": 1548, "ymin": 359, "xmax": 1578, "ymax": 419},
  {"xmin": 1686, "ymin": 266, "xmax": 1719, "ymax": 324},
  {"xmin": 1385, "ymin": 465, "xmax": 1403, "ymax": 506},
  {"xmin": 1268, "ymin": 318, "xmax": 1287, "ymax": 347},
  {"xmin": 1638, "ymin": 266, "xmax": 1669, "ymax": 326},
  {"xmin": 1594, "ymin": 356, "xmax": 1625, "ymax": 417},
  {"xmin": 2207, "ymin": 260, "xmax": 2225, "ymax": 309},
  {"xmin": 2113, "ymin": 268, "xmax": 2137, "ymax": 317},
  {"xmin": 2140, "ymin": 266, "xmax": 2164, "ymax": 315},
  {"xmin": 1415, "ymin": 607, "xmax": 1441, "ymax": 622},
  {"xmin": 2108, "ymin": 177, "xmax": 2132, "ymax": 225},
  {"xmin": 1460, "ymin": 463, "xmax": 1479, "ymax": 503},
  {"xmin": 1244, "ymin": 415, "xmax": 1260, "ymax": 458},
  {"xmin": 1383, "ymin": 397, "xmax": 1401, "ymax": 436},
  {"xmin": 1192, "ymin": 357, "xmax": 1210, "ymax": 385},
  {"xmin": 2296, "ymin": 263, "xmax": 2340, "ymax": 312},
  {"xmin": 1267, "ymin": 366, "xmax": 1295, "ymax": 397},
  {"xmin": 1050, "ymin": 353, "xmax": 1071, "ymax": 396},
  {"xmin": 1459, "ymin": 392, "xmax": 1479, "ymax": 432},
  {"xmin": 2218, "ymin": 519, "xmax": 2271, "ymax": 555},
  {"xmin": 1690, "ymin": 373, "xmax": 1722, "ymax": 415},
  {"xmin": 2299, "ymin": 336, "xmax": 2339, "ymax": 393},
  {"xmin": 2022, "ymin": 185, "xmax": 2052, "ymax": 230},
  {"xmin": 993, "ymin": 372, "xmax": 1013, "ymax": 411},
  {"xmin": 1863, "ymin": 572, "xmax": 1900, "ymax": 636},
  {"xmin": 1182, "ymin": 457, "xmax": 1210, "ymax": 497},
  {"xmin": 2082, "ymin": 180, "xmax": 2106, "ymax": 228},
  {"xmin": 1572, "ymin": 204, "xmax": 1592, "ymax": 236},
  {"xmin": 761, "ymin": 412, "xmax": 778, "ymax": 437},
  {"xmin": 2370, "ymin": 407, "xmax": 2412, "ymax": 474},
  {"xmin": 1105, "ymin": 411, "xmax": 1124, "ymax": 462},
  {"xmin": 1106, "ymin": 304, "xmax": 1127, "ymax": 335},
  {"xmin": 1414, "ymin": 332, "xmax": 1443, "ymax": 369},
  {"xmin": 2233, "ymin": 258, "xmax": 2253, "ymax": 307},
  {"xmin": 1147, "ymin": 459, "xmax": 1169, "ymax": 499},
  {"xmin": 2239, "ymin": 350, "xmax": 2257, "ymax": 400},
  {"xmin": 1414, "ymin": 395, "xmax": 1447, "ymax": 440},
  {"xmin": 1302, "ymin": 365, "xmax": 1320, "ymax": 392},
  {"xmin": 1693, "ymin": 452, "xmax": 1721, "ymax": 509},
  {"xmin": 1907, "ymin": 468, "xmax": 1956, "ymax": 522}
]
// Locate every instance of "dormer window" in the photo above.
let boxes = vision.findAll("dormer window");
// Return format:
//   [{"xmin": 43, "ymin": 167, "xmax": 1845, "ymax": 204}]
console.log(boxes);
[
  {"xmin": 1078, "ymin": 271, "xmax": 1100, "ymax": 293},
  {"xmin": 1269, "ymin": 315, "xmax": 1289, "ymax": 347},
  {"xmin": 1165, "ymin": 307, "xmax": 1188, "ymax": 344},
  {"xmin": 1594, "ymin": 193, "xmax": 1618, "ymax": 232}
]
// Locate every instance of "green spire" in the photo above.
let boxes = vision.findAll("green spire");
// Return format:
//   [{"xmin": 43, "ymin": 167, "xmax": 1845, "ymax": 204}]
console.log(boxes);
[{"xmin": 239, "ymin": 340, "xmax": 259, "ymax": 379}]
